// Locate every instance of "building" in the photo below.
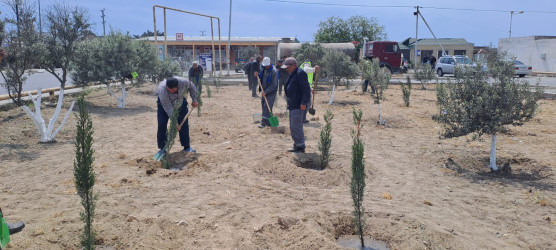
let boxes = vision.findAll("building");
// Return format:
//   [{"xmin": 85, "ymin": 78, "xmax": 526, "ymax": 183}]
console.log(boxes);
[
  {"xmin": 499, "ymin": 36, "xmax": 556, "ymax": 73},
  {"xmin": 400, "ymin": 38, "xmax": 474, "ymax": 64},
  {"xmin": 142, "ymin": 36, "xmax": 295, "ymax": 71}
]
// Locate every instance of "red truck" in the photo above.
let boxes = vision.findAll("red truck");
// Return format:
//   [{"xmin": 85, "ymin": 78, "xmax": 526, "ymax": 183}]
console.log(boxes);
[{"xmin": 362, "ymin": 40, "xmax": 405, "ymax": 74}]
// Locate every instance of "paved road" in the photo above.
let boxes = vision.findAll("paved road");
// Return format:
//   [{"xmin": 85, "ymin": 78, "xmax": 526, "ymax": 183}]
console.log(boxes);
[{"xmin": 1, "ymin": 69, "xmax": 555, "ymax": 96}]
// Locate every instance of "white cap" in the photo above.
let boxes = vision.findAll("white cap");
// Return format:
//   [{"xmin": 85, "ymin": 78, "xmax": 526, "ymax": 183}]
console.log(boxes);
[{"xmin": 261, "ymin": 57, "xmax": 271, "ymax": 66}]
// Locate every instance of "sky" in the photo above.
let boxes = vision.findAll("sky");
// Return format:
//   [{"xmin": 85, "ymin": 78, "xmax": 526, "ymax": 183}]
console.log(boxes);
[{"xmin": 4, "ymin": 0, "xmax": 556, "ymax": 47}]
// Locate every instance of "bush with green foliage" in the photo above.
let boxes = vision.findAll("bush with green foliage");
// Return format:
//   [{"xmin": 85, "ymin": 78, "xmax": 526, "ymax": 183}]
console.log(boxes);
[
  {"xmin": 74, "ymin": 95, "xmax": 97, "ymax": 250},
  {"xmin": 293, "ymin": 43, "xmax": 326, "ymax": 67},
  {"xmin": 318, "ymin": 109, "xmax": 334, "ymax": 169},
  {"xmin": 413, "ymin": 63, "xmax": 436, "ymax": 90},
  {"xmin": 350, "ymin": 108, "xmax": 366, "ymax": 248},
  {"xmin": 433, "ymin": 56, "xmax": 542, "ymax": 171},
  {"xmin": 400, "ymin": 76, "xmax": 412, "ymax": 107},
  {"xmin": 359, "ymin": 59, "xmax": 390, "ymax": 125}
]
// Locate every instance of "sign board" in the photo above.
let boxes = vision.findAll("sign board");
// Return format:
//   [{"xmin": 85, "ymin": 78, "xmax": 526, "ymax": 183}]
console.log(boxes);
[
  {"xmin": 199, "ymin": 53, "xmax": 213, "ymax": 71},
  {"xmin": 176, "ymin": 33, "xmax": 183, "ymax": 41},
  {"xmin": 157, "ymin": 45, "xmax": 165, "ymax": 60}
]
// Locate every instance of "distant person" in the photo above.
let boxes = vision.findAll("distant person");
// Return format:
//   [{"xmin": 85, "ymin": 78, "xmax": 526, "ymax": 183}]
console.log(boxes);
[
  {"xmin": 282, "ymin": 57, "xmax": 312, "ymax": 153},
  {"xmin": 430, "ymin": 55, "xmax": 437, "ymax": 69},
  {"xmin": 257, "ymin": 57, "xmax": 278, "ymax": 128},
  {"xmin": 249, "ymin": 56, "xmax": 262, "ymax": 97},
  {"xmin": 422, "ymin": 56, "xmax": 430, "ymax": 65},
  {"xmin": 243, "ymin": 57, "xmax": 254, "ymax": 90},
  {"xmin": 188, "ymin": 61, "xmax": 203, "ymax": 84},
  {"xmin": 299, "ymin": 61, "xmax": 317, "ymax": 123},
  {"xmin": 156, "ymin": 77, "xmax": 199, "ymax": 158},
  {"xmin": 276, "ymin": 59, "xmax": 290, "ymax": 96}
]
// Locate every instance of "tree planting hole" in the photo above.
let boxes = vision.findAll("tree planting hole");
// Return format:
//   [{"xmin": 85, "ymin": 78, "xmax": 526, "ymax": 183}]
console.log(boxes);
[{"xmin": 337, "ymin": 235, "xmax": 390, "ymax": 250}]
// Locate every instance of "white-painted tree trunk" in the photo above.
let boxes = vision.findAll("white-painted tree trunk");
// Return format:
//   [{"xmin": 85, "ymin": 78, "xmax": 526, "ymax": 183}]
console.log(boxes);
[
  {"xmin": 21, "ymin": 88, "xmax": 76, "ymax": 143},
  {"xmin": 106, "ymin": 82, "xmax": 127, "ymax": 108},
  {"xmin": 328, "ymin": 84, "xmax": 336, "ymax": 105},
  {"xmin": 377, "ymin": 103, "xmax": 384, "ymax": 125},
  {"xmin": 489, "ymin": 134, "xmax": 499, "ymax": 171}
]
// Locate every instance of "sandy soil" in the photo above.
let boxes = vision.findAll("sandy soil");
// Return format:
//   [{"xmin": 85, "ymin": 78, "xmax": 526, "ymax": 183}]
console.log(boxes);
[{"xmin": 1, "ymin": 78, "xmax": 555, "ymax": 249}]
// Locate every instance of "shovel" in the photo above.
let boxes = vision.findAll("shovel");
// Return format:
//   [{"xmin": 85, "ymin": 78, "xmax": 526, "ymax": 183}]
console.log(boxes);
[
  {"xmin": 256, "ymin": 75, "xmax": 279, "ymax": 127},
  {"xmin": 153, "ymin": 106, "xmax": 193, "ymax": 161},
  {"xmin": 308, "ymin": 72, "xmax": 318, "ymax": 115}
]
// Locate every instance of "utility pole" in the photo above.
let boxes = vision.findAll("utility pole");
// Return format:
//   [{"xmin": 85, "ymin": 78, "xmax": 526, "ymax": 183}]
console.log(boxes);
[
  {"xmin": 414, "ymin": 6, "xmax": 419, "ymax": 65},
  {"xmin": 38, "ymin": 0, "xmax": 42, "ymax": 35},
  {"xmin": 200, "ymin": 30, "xmax": 206, "ymax": 37},
  {"xmin": 227, "ymin": 0, "xmax": 232, "ymax": 75},
  {"xmin": 101, "ymin": 9, "xmax": 106, "ymax": 36}
]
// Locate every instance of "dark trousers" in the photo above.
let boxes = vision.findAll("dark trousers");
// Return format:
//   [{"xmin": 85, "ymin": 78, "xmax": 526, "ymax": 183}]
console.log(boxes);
[
  {"xmin": 363, "ymin": 79, "xmax": 376, "ymax": 93},
  {"xmin": 157, "ymin": 98, "xmax": 190, "ymax": 150}
]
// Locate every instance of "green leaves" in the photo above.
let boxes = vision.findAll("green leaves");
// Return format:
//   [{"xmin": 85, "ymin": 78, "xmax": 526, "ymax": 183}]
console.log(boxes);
[
  {"xmin": 292, "ymin": 43, "xmax": 326, "ymax": 67},
  {"xmin": 434, "ymin": 57, "xmax": 542, "ymax": 139},
  {"xmin": 322, "ymin": 50, "xmax": 358, "ymax": 85},
  {"xmin": 318, "ymin": 109, "xmax": 334, "ymax": 169},
  {"xmin": 314, "ymin": 15, "xmax": 387, "ymax": 45}
]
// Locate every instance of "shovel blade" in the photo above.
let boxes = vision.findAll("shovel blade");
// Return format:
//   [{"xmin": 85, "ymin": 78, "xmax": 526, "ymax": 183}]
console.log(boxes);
[
  {"xmin": 309, "ymin": 108, "xmax": 315, "ymax": 115},
  {"xmin": 269, "ymin": 115, "xmax": 279, "ymax": 127}
]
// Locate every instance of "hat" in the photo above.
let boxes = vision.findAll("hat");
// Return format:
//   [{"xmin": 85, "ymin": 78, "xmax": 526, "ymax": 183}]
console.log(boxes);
[
  {"xmin": 281, "ymin": 57, "xmax": 296, "ymax": 69},
  {"xmin": 261, "ymin": 57, "xmax": 271, "ymax": 66},
  {"xmin": 193, "ymin": 61, "xmax": 198, "ymax": 65}
]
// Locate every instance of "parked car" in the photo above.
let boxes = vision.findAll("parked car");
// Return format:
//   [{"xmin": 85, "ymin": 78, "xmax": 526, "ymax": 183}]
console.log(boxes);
[
  {"xmin": 435, "ymin": 55, "xmax": 474, "ymax": 77},
  {"xmin": 509, "ymin": 60, "xmax": 532, "ymax": 77}
]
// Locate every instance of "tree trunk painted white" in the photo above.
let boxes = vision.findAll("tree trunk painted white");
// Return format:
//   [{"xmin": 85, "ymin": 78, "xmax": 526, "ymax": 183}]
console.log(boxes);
[
  {"xmin": 489, "ymin": 134, "xmax": 499, "ymax": 171},
  {"xmin": 106, "ymin": 82, "xmax": 127, "ymax": 108},
  {"xmin": 21, "ymin": 88, "xmax": 76, "ymax": 143},
  {"xmin": 328, "ymin": 84, "xmax": 336, "ymax": 105},
  {"xmin": 378, "ymin": 103, "xmax": 383, "ymax": 125}
]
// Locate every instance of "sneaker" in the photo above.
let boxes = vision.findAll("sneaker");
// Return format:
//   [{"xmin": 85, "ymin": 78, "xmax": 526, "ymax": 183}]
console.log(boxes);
[
  {"xmin": 303, "ymin": 120, "xmax": 309, "ymax": 123},
  {"xmin": 258, "ymin": 124, "xmax": 265, "ymax": 128},
  {"xmin": 8, "ymin": 221, "xmax": 25, "ymax": 234},
  {"xmin": 183, "ymin": 147, "xmax": 196, "ymax": 153}
]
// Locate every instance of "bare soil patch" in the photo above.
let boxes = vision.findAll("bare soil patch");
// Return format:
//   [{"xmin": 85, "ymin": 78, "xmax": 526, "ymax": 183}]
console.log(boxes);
[{"xmin": 1, "ymin": 81, "xmax": 555, "ymax": 249}]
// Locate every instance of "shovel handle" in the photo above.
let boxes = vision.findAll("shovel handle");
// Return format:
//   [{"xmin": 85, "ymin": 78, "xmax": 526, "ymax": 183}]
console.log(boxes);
[
  {"xmin": 178, "ymin": 105, "xmax": 193, "ymax": 128},
  {"xmin": 255, "ymin": 74, "xmax": 273, "ymax": 114},
  {"xmin": 311, "ymin": 71, "xmax": 318, "ymax": 109}
]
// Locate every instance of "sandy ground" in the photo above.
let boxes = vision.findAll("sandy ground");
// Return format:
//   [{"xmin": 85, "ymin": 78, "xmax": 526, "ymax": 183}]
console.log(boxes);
[{"xmin": 1, "ymin": 79, "xmax": 555, "ymax": 249}]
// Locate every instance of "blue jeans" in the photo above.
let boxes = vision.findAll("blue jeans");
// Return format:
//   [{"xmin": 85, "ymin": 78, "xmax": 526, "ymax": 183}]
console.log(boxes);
[
  {"xmin": 157, "ymin": 97, "xmax": 190, "ymax": 150},
  {"xmin": 289, "ymin": 109, "xmax": 305, "ymax": 150}
]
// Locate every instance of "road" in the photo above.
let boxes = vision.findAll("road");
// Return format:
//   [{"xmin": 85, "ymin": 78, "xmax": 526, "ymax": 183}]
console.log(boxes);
[{"xmin": 1, "ymin": 69, "xmax": 555, "ymax": 96}]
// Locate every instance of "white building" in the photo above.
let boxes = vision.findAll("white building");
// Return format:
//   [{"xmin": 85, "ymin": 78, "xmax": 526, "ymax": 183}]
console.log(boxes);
[{"xmin": 498, "ymin": 36, "xmax": 556, "ymax": 73}]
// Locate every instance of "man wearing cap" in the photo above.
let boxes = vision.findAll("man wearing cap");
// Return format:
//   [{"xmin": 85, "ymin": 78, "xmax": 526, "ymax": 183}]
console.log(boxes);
[
  {"xmin": 249, "ymin": 56, "xmax": 262, "ymax": 97},
  {"xmin": 156, "ymin": 77, "xmax": 199, "ymax": 157},
  {"xmin": 188, "ymin": 61, "xmax": 203, "ymax": 84},
  {"xmin": 256, "ymin": 57, "xmax": 278, "ymax": 128},
  {"xmin": 282, "ymin": 57, "xmax": 313, "ymax": 153}
]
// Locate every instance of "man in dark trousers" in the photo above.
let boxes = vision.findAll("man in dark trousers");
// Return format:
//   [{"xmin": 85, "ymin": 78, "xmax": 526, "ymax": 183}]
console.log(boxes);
[
  {"xmin": 156, "ymin": 77, "xmax": 199, "ymax": 157},
  {"xmin": 257, "ymin": 57, "xmax": 278, "ymax": 128},
  {"xmin": 283, "ymin": 57, "xmax": 312, "ymax": 153},
  {"xmin": 430, "ymin": 55, "xmax": 437, "ymax": 69},
  {"xmin": 249, "ymin": 56, "xmax": 262, "ymax": 97},
  {"xmin": 243, "ymin": 57, "xmax": 254, "ymax": 90},
  {"xmin": 276, "ymin": 59, "xmax": 290, "ymax": 96},
  {"xmin": 188, "ymin": 61, "xmax": 203, "ymax": 84}
]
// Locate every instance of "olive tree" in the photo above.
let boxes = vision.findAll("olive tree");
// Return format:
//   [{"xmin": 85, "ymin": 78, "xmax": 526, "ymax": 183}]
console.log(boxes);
[
  {"xmin": 0, "ymin": 0, "xmax": 43, "ymax": 106},
  {"xmin": 434, "ymin": 57, "xmax": 542, "ymax": 171},
  {"xmin": 72, "ymin": 31, "xmax": 158, "ymax": 108},
  {"xmin": 413, "ymin": 63, "xmax": 435, "ymax": 90},
  {"xmin": 293, "ymin": 42, "xmax": 326, "ymax": 67},
  {"xmin": 322, "ymin": 50, "xmax": 358, "ymax": 104},
  {"xmin": 360, "ymin": 59, "xmax": 390, "ymax": 125}
]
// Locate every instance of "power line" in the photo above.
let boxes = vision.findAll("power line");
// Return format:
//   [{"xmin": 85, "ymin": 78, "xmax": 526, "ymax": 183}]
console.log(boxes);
[{"xmin": 265, "ymin": 0, "xmax": 556, "ymax": 14}]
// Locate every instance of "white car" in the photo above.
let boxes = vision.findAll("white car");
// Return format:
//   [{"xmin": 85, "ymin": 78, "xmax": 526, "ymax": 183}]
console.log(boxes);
[
  {"xmin": 435, "ymin": 55, "xmax": 474, "ymax": 77},
  {"xmin": 510, "ymin": 60, "xmax": 532, "ymax": 78}
]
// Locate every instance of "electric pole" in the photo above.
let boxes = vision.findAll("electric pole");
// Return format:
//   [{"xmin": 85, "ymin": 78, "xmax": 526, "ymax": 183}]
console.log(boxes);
[
  {"xmin": 101, "ymin": 9, "xmax": 106, "ymax": 36},
  {"xmin": 200, "ymin": 30, "xmax": 206, "ymax": 37}
]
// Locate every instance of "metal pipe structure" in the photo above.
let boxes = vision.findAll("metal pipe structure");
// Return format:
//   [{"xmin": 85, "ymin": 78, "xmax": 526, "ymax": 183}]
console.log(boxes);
[
  {"xmin": 227, "ymin": 0, "xmax": 232, "ymax": 76},
  {"xmin": 414, "ymin": 6, "xmax": 419, "ymax": 64},
  {"xmin": 418, "ymin": 10, "xmax": 446, "ymax": 56},
  {"xmin": 152, "ymin": 5, "xmax": 222, "ymax": 73}
]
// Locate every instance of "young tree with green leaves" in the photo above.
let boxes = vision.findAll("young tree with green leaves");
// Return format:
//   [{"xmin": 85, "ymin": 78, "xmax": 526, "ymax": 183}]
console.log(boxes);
[
  {"xmin": 19, "ymin": 2, "xmax": 90, "ymax": 143},
  {"xmin": 162, "ymin": 99, "xmax": 182, "ymax": 169},
  {"xmin": 74, "ymin": 95, "xmax": 97, "ymax": 250},
  {"xmin": 72, "ymin": 31, "xmax": 157, "ymax": 108},
  {"xmin": 434, "ymin": 57, "xmax": 542, "ymax": 171},
  {"xmin": 322, "ymin": 50, "xmax": 358, "ymax": 104},
  {"xmin": 350, "ymin": 108, "xmax": 366, "ymax": 248},
  {"xmin": 152, "ymin": 58, "xmax": 181, "ymax": 83},
  {"xmin": 0, "ymin": 0, "xmax": 44, "ymax": 106},
  {"xmin": 238, "ymin": 46, "xmax": 259, "ymax": 61},
  {"xmin": 413, "ymin": 63, "xmax": 436, "ymax": 90},
  {"xmin": 292, "ymin": 43, "xmax": 326, "ymax": 67},
  {"xmin": 360, "ymin": 59, "xmax": 390, "ymax": 125},
  {"xmin": 400, "ymin": 76, "xmax": 412, "ymax": 107},
  {"xmin": 318, "ymin": 109, "xmax": 334, "ymax": 169}
]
